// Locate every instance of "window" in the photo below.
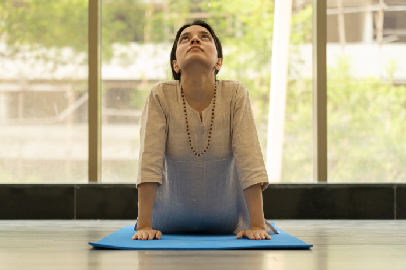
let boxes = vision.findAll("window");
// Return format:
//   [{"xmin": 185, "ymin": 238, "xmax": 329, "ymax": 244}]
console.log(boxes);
[
  {"xmin": 1, "ymin": 0, "xmax": 403, "ymax": 184},
  {"xmin": 0, "ymin": 0, "xmax": 88, "ymax": 183},
  {"xmin": 327, "ymin": 0, "xmax": 406, "ymax": 182}
]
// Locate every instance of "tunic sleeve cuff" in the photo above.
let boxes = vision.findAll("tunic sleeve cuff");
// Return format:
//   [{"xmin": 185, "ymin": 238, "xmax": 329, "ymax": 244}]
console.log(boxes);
[
  {"xmin": 241, "ymin": 180, "xmax": 269, "ymax": 191},
  {"xmin": 135, "ymin": 180, "xmax": 162, "ymax": 189}
]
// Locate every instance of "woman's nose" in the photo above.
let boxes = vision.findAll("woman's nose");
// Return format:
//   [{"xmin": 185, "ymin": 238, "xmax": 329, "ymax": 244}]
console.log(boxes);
[{"xmin": 190, "ymin": 36, "xmax": 200, "ymax": 44}]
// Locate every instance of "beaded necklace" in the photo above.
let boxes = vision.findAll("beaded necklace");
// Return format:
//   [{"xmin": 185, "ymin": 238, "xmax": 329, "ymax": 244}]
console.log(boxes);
[{"xmin": 181, "ymin": 82, "xmax": 217, "ymax": 156}]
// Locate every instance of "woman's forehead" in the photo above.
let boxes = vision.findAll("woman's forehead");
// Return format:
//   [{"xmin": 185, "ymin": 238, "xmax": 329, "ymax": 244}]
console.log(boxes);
[{"xmin": 180, "ymin": 25, "xmax": 211, "ymax": 36}]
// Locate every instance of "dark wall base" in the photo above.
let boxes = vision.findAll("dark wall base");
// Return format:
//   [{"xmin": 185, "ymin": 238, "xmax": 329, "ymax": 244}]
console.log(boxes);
[
  {"xmin": 263, "ymin": 184, "xmax": 398, "ymax": 219},
  {"xmin": 0, "ymin": 184, "xmax": 404, "ymax": 219}
]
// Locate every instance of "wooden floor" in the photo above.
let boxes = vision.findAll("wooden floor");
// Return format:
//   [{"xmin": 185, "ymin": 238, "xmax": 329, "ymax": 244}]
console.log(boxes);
[{"xmin": 1, "ymin": 220, "xmax": 405, "ymax": 270}]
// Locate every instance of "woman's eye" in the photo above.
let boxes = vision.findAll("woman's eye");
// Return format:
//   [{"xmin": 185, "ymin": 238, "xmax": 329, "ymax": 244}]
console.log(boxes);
[{"xmin": 181, "ymin": 36, "xmax": 209, "ymax": 42}]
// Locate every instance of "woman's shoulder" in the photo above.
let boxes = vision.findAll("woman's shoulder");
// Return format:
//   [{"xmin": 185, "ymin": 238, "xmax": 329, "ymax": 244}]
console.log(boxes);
[
  {"xmin": 219, "ymin": 80, "xmax": 247, "ymax": 90},
  {"xmin": 155, "ymin": 80, "xmax": 178, "ymax": 86},
  {"xmin": 218, "ymin": 80, "xmax": 249, "ymax": 98},
  {"xmin": 151, "ymin": 80, "xmax": 178, "ymax": 90},
  {"xmin": 149, "ymin": 80, "xmax": 178, "ymax": 97},
  {"xmin": 219, "ymin": 79, "xmax": 242, "ymax": 87}
]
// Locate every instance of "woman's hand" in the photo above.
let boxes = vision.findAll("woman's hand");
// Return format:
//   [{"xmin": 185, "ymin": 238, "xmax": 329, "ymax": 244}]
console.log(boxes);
[
  {"xmin": 236, "ymin": 227, "xmax": 271, "ymax": 240},
  {"xmin": 132, "ymin": 227, "xmax": 162, "ymax": 240}
]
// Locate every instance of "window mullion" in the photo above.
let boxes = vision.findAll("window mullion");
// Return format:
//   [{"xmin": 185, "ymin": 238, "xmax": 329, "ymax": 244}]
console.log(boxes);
[
  {"xmin": 313, "ymin": 0, "xmax": 328, "ymax": 182},
  {"xmin": 88, "ymin": 0, "xmax": 101, "ymax": 183}
]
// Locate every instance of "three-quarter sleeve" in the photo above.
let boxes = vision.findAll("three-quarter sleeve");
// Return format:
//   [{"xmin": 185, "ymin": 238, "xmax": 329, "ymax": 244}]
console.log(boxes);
[
  {"xmin": 231, "ymin": 82, "xmax": 269, "ymax": 191},
  {"xmin": 136, "ymin": 85, "xmax": 167, "ymax": 188}
]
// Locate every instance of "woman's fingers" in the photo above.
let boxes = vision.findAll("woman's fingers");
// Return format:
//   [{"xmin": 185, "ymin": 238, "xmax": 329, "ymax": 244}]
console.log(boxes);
[
  {"xmin": 239, "ymin": 230, "xmax": 249, "ymax": 239},
  {"xmin": 236, "ymin": 231, "xmax": 244, "ymax": 239},
  {"xmin": 142, "ymin": 231, "xmax": 148, "ymax": 240},
  {"xmin": 265, "ymin": 233, "xmax": 271, "ymax": 240},
  {"xmin": 132, "ymin": 232, "xmax": 145, "ymax": 240},
  {"xmin": 132, "ymin": 230, "xmax": 162, "ymax": 240},
  {"xmin": 236, "ymin": 230, "xmax": 272, "ymax": 240},
  {"xmin": 135, "ymin": 232, "xmax": 143, "ymax": 240},
  {"xmin": 258, "ymin": 232, "xmax": 264, "ymax": 240},
  {"xmin": 156, "ymin": 231, "xmax": 162, "ymax": 240},
  {"xmin": 246, "ymin": 231, "xmax": 254, "ymax": 240},
  {"xmin": 139, "ymin": 232, "xmax": 145, "ymax": 240},
  {"xmin": 148, "ymin": 232, "xmax": 155, "ymax": 240}
]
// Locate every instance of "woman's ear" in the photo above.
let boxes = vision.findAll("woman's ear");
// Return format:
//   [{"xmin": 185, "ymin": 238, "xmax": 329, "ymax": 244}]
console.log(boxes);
[
  {"xmin": 215, "ymin": 58, "xmax": 223, "ymax": 70},
  {"xmin": 172, "ymin": 60, "xmax": 180, "ymax": 73}
]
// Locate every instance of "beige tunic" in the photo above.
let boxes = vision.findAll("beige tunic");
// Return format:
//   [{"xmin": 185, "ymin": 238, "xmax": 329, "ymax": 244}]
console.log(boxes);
[{"xmin": 136, "ymin": 79, "xmax": 279, "ymax": 235}]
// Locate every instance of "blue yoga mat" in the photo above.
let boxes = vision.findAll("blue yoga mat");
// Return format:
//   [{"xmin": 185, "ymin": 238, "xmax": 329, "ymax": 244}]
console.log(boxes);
[{"xmin": 89, "ymin": 223, "xmax": 312, "ymax": 250}]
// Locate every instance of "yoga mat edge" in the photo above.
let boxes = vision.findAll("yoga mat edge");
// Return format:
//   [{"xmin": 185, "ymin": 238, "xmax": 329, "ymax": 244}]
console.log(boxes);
[{"xmin": 88, "ymin": 223, "xmax": 313, "ymax": 250}]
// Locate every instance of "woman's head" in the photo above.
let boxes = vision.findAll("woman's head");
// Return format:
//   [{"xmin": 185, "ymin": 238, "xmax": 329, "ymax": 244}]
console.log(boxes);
[{"xmin": 170, "ymin": 20, "xmax": 223, "ymax": 81}]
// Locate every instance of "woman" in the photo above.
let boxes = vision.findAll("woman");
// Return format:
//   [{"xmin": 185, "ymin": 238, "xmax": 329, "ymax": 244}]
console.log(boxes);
[{"xmin": 132, "ymin": 20, "xmax": 279, "ymax": 241}]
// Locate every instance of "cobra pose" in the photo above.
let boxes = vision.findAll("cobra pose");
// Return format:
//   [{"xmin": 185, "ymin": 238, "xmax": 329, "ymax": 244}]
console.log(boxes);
[{"xmin": 132, "ymin": 20, "xmax": 279, "ymax": 241}]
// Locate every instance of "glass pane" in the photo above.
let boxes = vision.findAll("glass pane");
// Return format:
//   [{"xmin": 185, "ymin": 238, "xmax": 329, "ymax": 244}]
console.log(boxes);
[
  {"xmin": 327, "ymin": 0, "xmax": 406, "ymax": 182},
  {"xmin": 101, "ymin": 0, "xmax": 155, "ymax": 183},
  {"xmin": 101, "ymin": 0, "xmax": 312, "ymax": 183},
  {"xmin": 0, "ymin": 1, "xmax": 88, "ymax": 183},
  {"xmin": 280, "ymin": 2, "xmax": 313, "ymax": 182}
]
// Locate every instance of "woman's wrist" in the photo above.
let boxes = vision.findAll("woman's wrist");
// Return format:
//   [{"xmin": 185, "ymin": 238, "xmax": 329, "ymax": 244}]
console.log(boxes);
[
  {"xmin": 137, "ymin": 225, "xmax": 153, "ymax": 230},
  {"xmin": 137, "ymin": 218, "xmax": 153, "ymax": 230},
  {"xmin": 250, "ymin": 224, "xmax": 266, "ymax": 230}
]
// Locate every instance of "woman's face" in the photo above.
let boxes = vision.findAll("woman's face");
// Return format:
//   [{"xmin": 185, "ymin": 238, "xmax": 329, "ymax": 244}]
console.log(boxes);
[{"xmin": 173, "ymin": 25, "xmax": 222, "ymax": 75}]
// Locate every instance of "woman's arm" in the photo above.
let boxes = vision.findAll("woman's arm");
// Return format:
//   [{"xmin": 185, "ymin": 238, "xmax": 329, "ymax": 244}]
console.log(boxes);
[
  {"xmin": 243, "ymin": 183, "xmax": 266, "ymax": 230},
  {"xmin": 230, "ymin": 82, "xmax": 271, "ymax": 240},
  {"xmin": 236, "ymin": 183, "xmax": 271, "ymax": 240},
  {"xmin": 133, "ymin": 84, "xmax": 167, "ymax": 241},
  {"xmin": 137, "ymin": 182, "xmax": 158, "ymax": 229},
  {"xmin": 132, "ymin": 182, "xmax": 162, "ymax": 240}
]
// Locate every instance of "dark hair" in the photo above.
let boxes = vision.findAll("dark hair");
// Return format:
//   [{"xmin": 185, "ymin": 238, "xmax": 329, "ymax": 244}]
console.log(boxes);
[{"xmin": 170, "ymin": 20, "xmax": 223, "ymax": 81}]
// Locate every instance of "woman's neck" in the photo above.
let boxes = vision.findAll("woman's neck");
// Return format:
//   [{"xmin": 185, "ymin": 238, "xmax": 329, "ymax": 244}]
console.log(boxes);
[{"xmin": 180, "ymin": 73, "xmax": 215, "ymax": 109}]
